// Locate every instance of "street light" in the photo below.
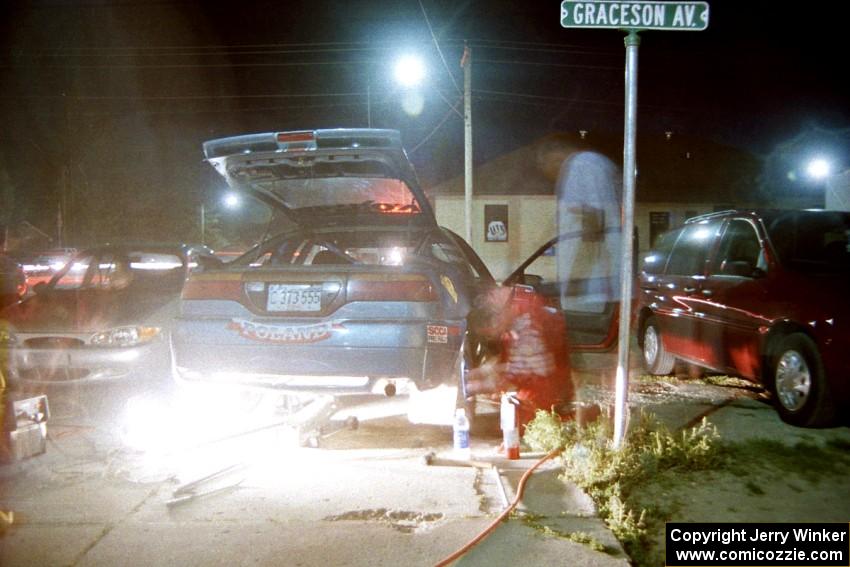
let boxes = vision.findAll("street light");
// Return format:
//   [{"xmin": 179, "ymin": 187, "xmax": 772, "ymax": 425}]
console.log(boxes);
[
  {"xmin": 806, "ymin": 157, "xmax": 831, "ymax": 180},
  {"xmin": 393, "ymin": 55, "xmax": 426, "ymax": 88},
  {"xmin": 367, "ymin": 55, "xmax": 428, "ymax": 127},
  {"xmin": 223, "ymin": 192, "xmax": 241, "ymax": 209}
]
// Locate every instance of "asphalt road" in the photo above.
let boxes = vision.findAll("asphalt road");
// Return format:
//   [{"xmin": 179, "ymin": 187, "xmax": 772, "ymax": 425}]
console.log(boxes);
[
  {"xmin": 0, "ymin": 378, "xmax": 627, "ymax": 567},
  {"xmin": 2, "ymin": 364, "xmax": 848, "ymax": 567}
]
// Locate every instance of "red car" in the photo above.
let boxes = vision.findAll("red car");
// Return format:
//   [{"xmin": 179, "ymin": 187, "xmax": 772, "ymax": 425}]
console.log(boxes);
[{"xmin": 637, "ymin": 209, "xmax": 850, "ymax": 427}]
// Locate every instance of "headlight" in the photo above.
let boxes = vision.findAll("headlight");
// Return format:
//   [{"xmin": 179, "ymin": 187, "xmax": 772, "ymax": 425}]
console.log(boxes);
[{"xmin": 90, "ymin": 326, "xmax": 161, "ymax": 347}]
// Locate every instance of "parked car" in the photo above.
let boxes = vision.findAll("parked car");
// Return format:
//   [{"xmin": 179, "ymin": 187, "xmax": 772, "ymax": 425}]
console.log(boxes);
[
  {"xmin": 171, "ymin": 129, "xmax": 497, "ymax": 408},
  {"xmin": 0, "ymin": 244, "xmax": 199, "ymax": 385},
  {"xmin": 636, "ymin": 209, "xmax": 850, "ymax": 427},
  {"xmin": 0, "ymin": 253, "xmax": 27, "ymax": 310},
  {"xmin": 17, "ymin": 247, "xmax": 78, "ymax": 288}
]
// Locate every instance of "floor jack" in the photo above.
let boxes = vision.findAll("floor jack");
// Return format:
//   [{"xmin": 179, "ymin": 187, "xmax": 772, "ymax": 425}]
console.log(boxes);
[{"xmin": 165, "ymin": 394, "xmax": 358, "ymax": 508}]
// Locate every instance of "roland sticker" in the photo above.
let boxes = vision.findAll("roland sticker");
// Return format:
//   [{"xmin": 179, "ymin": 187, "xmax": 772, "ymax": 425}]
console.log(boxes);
[
  {"xmin": 228, "ymin": 319, "xmax": 343, "ymax": 344},
  {"xmin": 440, "ymin": 275, "xmax": 458, "ymax": 304},
  {"xmin": 427, "ymin": 325, "xmax": 449, "ymax": 344}
]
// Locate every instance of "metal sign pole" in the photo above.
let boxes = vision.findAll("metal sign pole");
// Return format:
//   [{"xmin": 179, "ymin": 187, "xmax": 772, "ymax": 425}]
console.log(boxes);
[
  {"xmin": 613, "ymin": 30, "xmax": 640, "ymax": 449},
  {"xmin": 462, "ymin": 44, "xmax": 473, "ymax": 244}
]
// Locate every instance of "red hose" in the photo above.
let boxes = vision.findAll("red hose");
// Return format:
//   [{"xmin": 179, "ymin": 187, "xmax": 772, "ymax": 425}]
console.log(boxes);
[{"xmin": 433, "ymin": 447, "xmax": 563, "ymax": 567}]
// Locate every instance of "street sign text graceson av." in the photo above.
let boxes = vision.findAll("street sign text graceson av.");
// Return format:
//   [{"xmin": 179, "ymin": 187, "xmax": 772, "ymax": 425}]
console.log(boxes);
[{"xmin": 561, "ymin": 1, "xmax": 709, "ymax": 31}]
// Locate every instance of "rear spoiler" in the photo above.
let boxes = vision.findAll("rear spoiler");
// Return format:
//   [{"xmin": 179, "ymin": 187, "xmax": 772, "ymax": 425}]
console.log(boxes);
[{"xmin": 203, "ymin": 129, "xmax": 404, "ymax": 160}]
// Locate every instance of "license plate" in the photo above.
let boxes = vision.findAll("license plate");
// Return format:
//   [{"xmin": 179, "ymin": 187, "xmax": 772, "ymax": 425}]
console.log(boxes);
[{"xmin": 267, "ymin": 284, "xmax": 322, "ymax": 312}]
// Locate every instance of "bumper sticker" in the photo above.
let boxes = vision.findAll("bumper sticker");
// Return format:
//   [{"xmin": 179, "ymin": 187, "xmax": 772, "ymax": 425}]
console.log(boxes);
[
  {"xmin": 427, "ymin": 325, "xmax": 449, "ymax": 344},
  {"xmin": 228, "ymin": 319, "xmax": 343, "ymax": 344}
]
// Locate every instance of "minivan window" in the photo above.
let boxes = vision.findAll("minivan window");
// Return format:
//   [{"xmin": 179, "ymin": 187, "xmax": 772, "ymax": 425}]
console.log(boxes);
[
  {"xmin": 711, "ymin": 219, "xmax": 765, "ymax": 275},
  {"xmin": 764, "ymin": 211, "xmax": 850, "ymax": 273},
  {"xmin": 665, "ymin": 221, "xmax": 720, "ymax": 276},
  {"xmin": 642, "ymin": 228, "xmax": 678, "ymax": 275}
]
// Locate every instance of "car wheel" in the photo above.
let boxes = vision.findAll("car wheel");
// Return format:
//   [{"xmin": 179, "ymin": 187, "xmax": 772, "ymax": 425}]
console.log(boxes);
[
  {"xmin": 769, "ymin": 333, "xmax": 836, "ymax": 427},
  {"xmin": 642, "ymin": 317, "xmax": 675, "ymax": 375}
]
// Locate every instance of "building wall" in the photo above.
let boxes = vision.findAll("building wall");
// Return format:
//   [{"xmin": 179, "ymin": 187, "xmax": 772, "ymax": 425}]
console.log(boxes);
[
  {"xmin": 435, "ymin": 195, "xmax": 722, "ymax": 280},
  {"xmin": 826, "ymin": 169, "xmax": 850, "ymax": 211}
]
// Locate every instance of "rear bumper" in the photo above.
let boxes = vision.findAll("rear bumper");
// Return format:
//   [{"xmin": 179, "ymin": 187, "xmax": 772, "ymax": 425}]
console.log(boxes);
[
  {"xmin": 172, "ymin": 344, "xmax": 456, "ymax": 394},
  {"xmin": 170, "ymin": 317, "xmax": 465, "ymax": 394}
]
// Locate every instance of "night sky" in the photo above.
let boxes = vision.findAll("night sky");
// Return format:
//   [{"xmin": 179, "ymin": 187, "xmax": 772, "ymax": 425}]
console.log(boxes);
[{"xmin": 1, "ymin": 0, "xmax": 849, "ymax": 243}]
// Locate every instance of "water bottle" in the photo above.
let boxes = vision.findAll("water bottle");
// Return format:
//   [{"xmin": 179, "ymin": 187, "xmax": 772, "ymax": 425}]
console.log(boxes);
[{"xmin": 453, "ymin": 407, "xmax": 471, "ymax": 459}]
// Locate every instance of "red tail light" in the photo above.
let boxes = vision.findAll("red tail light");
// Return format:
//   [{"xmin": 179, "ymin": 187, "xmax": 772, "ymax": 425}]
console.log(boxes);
[
  {"xmin": 182, "ymin": 278, "xmax": 243, "ymax": 301},
  {"xmin": 375, "ymin": 203, "xmax": 419, "ymax": 214},
  {"xmin": 347, "ymin": 274, "xmax": 436, "ymax": 302}
]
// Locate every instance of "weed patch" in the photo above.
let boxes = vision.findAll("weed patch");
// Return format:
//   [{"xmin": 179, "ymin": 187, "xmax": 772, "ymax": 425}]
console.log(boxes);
[
  {"xmin": 518, "ymin": 512, "xmax": 607, "ymax": 552},
  {"xmin": 524, "ymin": 410, "xmax": 724, "ymax": 566}
]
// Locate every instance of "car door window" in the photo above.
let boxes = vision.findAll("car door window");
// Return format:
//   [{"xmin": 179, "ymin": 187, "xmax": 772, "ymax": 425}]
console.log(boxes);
[
  {"xmin": 642, "ymin": 228, "xmax": 678, "ymax": 275},
  {"xmin": 665, "ymin": 221, "xmax": 720, "ymax": 276},
  {"xmin": 711, "ymin": 219, "xmax": 765, "ymax": 276},
  {"xmin": 89, "ymin": 253, "xmax": 123, "ymax": 289},
  {"xmin": 442, "ymin": 231, "xmax": 494, "ymax": 283},
  {"xmin": 53, "ymin": 255, "xmax": 94, "ymax": 290}
]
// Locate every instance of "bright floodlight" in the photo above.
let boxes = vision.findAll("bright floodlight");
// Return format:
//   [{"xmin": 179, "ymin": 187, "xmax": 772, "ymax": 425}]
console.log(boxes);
[
  {"xmin": 806, "ymin": 158, "xmax": 831, "ymax": 180},
  {"xmin": 223, "ymin": 193, "xmax": 241, "ymax": 208},
  {"xmin": 394, "ymin": 55, "xmax": 426, "ymax": 87}
]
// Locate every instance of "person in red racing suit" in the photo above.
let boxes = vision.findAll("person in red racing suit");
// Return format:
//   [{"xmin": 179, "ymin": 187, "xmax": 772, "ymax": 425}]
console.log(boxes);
[{"xmin": 466, "ymin": 285, "xmax": 573, "ymax": 431}]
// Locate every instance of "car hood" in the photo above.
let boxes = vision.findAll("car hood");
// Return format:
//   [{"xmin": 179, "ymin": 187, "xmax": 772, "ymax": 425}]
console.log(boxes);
[
  {"xmin": 1, "ymin": 288, "xmax": 179, "ymax": 334},
  {"xmin": 203, "ymin": 129, "xmax": 436, "ymax": 229}
]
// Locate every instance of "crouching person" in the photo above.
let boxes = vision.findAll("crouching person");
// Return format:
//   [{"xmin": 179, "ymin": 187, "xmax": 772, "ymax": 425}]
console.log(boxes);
[{"xmin": 466, "ymin": 285, "xmax": 574, "ymax": 434}]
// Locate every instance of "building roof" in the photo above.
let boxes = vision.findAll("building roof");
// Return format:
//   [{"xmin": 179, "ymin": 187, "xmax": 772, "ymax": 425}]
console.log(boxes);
[{"xmin": 427, "ymin": 131, "xmax": 762, "ymax": 204}]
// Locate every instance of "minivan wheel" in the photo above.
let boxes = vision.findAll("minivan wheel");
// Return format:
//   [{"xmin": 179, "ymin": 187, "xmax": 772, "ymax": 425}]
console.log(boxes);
[
  {"xmin": 769, "ymin": 333, "xmax": 835, "ymax": 427},
  {"xmin": 642, "ymin": 317, "xmax": 675, "ymax": 375}
]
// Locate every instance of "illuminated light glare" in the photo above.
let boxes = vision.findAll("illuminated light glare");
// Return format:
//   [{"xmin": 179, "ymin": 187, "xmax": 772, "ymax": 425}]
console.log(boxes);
[
  {"xmin": 393, "ymin": 55, "xmax": 425, "ymax": 87},
  {"xmin": 385, "ymin": 247, "xmax": 405, "ymax": 266},
  {"xmin": 332, "ymin": 396, "xmax": 408, "ymax": 422},
  {"xmin": 223, "ymin": 193, "xmax": 241, "ymax": 208},
  {"xmin": 130, "ymin": 261, "xmax": 183, "ymax": 270},
  {"xmin": 400, "ymin": 91, "xmax": 425, "ymax": 117},
  {"xmin": 806, "ymin": 158, "xmax": 831, "ymax": 179},
  {"xmin": 693, "ymin": 228, "xmax": 712, "ymax": 240},
  {"xmin": 406, "ymin": 384, "xmax": 457, "ymax": 425}
]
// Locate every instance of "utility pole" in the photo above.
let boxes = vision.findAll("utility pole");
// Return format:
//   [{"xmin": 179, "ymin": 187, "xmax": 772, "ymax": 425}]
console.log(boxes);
[{"xmin": 462, "ymin": 44, "xmax": 473, "ymax": 244}]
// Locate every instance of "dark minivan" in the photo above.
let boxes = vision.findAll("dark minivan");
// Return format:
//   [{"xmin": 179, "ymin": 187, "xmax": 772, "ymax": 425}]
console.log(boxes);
[{"xmin": 637, "ymin": 209, "xmax": 850, "ymax": 427}]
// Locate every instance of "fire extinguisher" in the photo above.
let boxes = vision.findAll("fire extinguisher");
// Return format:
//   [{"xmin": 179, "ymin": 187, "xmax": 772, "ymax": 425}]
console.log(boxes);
[{"xmin": 500, "ymin": 392, "xmax": 520, "ymax": 460}]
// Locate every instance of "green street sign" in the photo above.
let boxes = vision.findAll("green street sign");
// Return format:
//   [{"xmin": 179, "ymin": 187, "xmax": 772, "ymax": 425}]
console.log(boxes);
[{"xmin": 560, "ymin": 1, "xmax": 709, "ymax": 31}]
